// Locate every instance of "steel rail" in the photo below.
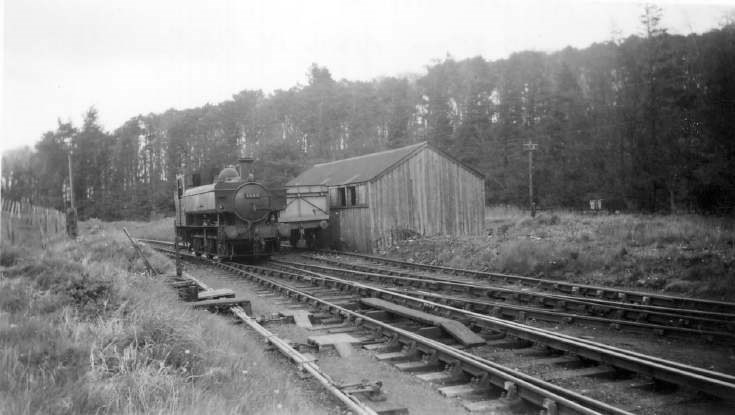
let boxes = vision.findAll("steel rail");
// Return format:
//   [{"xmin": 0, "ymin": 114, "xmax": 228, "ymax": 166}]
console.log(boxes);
[
  {"xmin": 229, "ymin": 306, "xmax": 378, "ymax": 415},
  {"xmin": 260, "ymin": 261, "xmax": 735, "ymax": 398},
  {"xmin": 274, "ymin": 261, "xmax": 735, "ymax": 384},
  {"xmin": 392, "ymin": 287, "xmax": 734, "ymax": 340},
  {"xmin": 135, "ymin": 239, "xmax": 735, "ymax": 316},
  {"xmin": 305, "ymin": 253, "xmax": 735, "ymax": 323},
  {"xmin": 135, "ymin": 240, "xmax": 378, "ymax": 415},
  {"xmin": 213, "ymin": 262, "xmax": 618, "ymax": 415},
  {"xmin": 278, "ymin": 258, "xmax": 734, "ymax": 340},
  {"xmin": 297, "ymin": 255, "xmax": 735, "ymax": 324},
  {"xmin": 150, "ymin": 245, "xmax": 619, "ymax": 415},
  {"xmin": 318, "ymin": 250, "xmax": 735, "ymax": 314},
  {"xmin": 141, "ymin": 240, "xmax": 735, "ymax": 393},
  {"xmin": 539, "ymin": 295, "xmax": 735, "ymax": 321}
]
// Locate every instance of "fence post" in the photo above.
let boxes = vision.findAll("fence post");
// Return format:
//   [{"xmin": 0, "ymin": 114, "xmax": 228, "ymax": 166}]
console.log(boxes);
[
  {"xmin": 39, "ymin": 222, "xmax": 45, "ymax": 249},
  {"xmin": 10, "ymin": 203, "xmax": 16, "ymax": 244}
]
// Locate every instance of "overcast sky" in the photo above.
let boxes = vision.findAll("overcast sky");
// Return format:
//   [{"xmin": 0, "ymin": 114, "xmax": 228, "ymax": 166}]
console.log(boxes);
[{"xmin": 2, "ymin": 0, "xmax": 733, "ymax": 152}]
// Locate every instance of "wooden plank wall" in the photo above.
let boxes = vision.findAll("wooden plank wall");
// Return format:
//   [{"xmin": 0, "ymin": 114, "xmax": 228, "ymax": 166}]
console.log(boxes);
[
  {"xmin": 329, "ymin": 207, "xmax": 372, "ymax": 252},
  {"xmin": 369, "ymin": 147, "xmax": 484, "ymax": 251},
  {"xmin": 1, "ymin": 200, "xmax": 67, "ymax": 248}
]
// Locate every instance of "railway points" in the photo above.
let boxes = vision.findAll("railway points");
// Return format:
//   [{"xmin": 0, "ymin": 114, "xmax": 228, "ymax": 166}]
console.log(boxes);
[
  {"xmin": 314, "ymin": 250, "xmax": 735, "ymax": 314},
  {"xmin": 140, "ymin": 238, "xmax": 735, "ymax": 414},
  {"xmin": 276, "ymin": 256, "xmax": 735, "ymax": 342}
]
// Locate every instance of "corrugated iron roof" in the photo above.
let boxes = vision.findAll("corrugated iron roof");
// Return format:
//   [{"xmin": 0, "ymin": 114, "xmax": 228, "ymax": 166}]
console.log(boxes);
[{"xmin": 286, "ymin": 142, "xmax": 427, "ymax": 186}]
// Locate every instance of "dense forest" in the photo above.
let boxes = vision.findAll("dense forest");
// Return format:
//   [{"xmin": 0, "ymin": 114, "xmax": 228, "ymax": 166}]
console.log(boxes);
[{"xmin": 3, "ymin": 6, "xmax": 735, "ymax": 219}]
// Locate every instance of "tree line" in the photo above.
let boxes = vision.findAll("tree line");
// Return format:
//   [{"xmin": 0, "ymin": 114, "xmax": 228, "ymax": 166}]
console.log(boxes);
[{"xmin": 3, "ymin": 6, "xmax": 734, "ymax": 219}]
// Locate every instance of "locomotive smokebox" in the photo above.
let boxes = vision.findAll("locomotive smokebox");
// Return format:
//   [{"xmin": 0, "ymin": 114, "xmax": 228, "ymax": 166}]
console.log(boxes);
[{"xmin": 238, "ymin": 157, "xmax": 254, "ymax": 181}]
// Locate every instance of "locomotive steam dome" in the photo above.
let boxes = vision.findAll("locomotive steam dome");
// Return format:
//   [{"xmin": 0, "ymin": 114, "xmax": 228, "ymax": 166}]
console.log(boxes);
[
  {"xmin": 217, "ymin": 166, "xmax": 240, "ymax": 182},
  {"xmin": 233, "ymin": 182, "xmax": 271, "ymax": 222}
]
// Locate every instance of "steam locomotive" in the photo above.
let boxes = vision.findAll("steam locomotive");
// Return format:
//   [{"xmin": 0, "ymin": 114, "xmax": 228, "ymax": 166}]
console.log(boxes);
[{"xmin": 174, "ymin": 157, "xmax": 281, "ymax": 259}]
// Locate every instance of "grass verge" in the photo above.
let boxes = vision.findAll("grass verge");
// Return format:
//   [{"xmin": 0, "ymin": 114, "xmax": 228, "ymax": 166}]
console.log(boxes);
[
  {"xmin": 102, "ymin": 209, "xmax": 735, "ymax": 299},
  {"xmin": 384, "ymin": 207, "xmax": 735, "ymax": 300},
  {"xmin": 104, "ymin": 217, "xmax": 176, "ymax": 242},
  {"xmin": 0, "ymin": 221, "xmax": 338, "ymax": 414}
]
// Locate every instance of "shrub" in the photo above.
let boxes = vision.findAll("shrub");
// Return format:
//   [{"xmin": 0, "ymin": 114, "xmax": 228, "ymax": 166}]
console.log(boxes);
[
  {"xmin": 64, "ymin": 273, "xmax": 117, "ymax": 315},
  {"xmin": 535, "ymin": 213, "xmax": 561, "ymax": 226},
  {"xmin": 6, "ymin": 257, "xmax": 85, "ymax": 286},
  {"xmin": 3, "ymin": 255, "xmax": 118, "ymax": 316},
  {"xmin": 0, "ymin": 317, "xmax": 93, "ymax": 415},
  {"xmin": 0, "ymin": 281, "xmax": 30, "ymax": 313},
  {"xmin": 496, "ymin": 223, "xmax": 512, "ymax": 235},
  {"xmin": 131, "ymin": 315, "xmax": 203, "ymax": 374},
  {"xmin": 575, "ymin": 232, "xmax": 592, "ymax": 243},
  {"xmin": 517, "ymin": 213, "xmax": 561, "ymax": 230},
  {"xmin": 85, "ymin": 218, "xmax": 104, "ymax": 235},
  {"xmin": 496, "ymin": 239, "xmax": 557, "ymax": 275},
  {"xmin": 386, "ymin": 209, "xmax": 735, "ymax": 300},
  {"xmin": 0, "ymin": 244, "xmax": 24, "ymax": 266}
]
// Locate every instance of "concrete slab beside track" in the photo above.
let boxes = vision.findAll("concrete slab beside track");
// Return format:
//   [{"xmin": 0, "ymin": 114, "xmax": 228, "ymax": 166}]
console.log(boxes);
[
  {"xmin": 361, "ymin": 297, "xmax": 486, "ymax": 347},
  {"xmin": 139, "ymin": 239, "xmax": 735, "ymax": 414}
]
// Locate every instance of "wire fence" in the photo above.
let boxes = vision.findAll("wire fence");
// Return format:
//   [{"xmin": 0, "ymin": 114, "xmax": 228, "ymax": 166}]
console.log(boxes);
[{"xmin": 1, "ymin": 199, "xmax": 67, "ymax": 248}]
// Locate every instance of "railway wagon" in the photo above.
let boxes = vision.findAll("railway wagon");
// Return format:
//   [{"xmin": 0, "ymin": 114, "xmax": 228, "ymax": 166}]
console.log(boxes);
[
  {"xmin": 174, "ymin": 157, "xmax": 281, "ymax": 259},
  {"xmin": 278, "ymin": 185, "xmax": 329, "ymax": 248}
]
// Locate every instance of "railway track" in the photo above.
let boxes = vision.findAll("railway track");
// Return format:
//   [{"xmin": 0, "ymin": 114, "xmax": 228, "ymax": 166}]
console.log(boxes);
[
  {"xmin": 314, "ymin": 250, "xmax": 735, "ymax": 315},
  {"xmin": 165, "ymin": 251, "xmax": 629, "ymax": 414},
  {"xmin": 137, "ymin": 247, "xmax": 382, "ymax": 415},
  {"xmin": 261, "ymin": 262, "xmax": 735, "ymax": 391},
  {"xmin": 139, "ymin": 239, "xmax": 735, "ymax": 414},
  {"xmin": 280, "ymin": 255, "xmax": 735, "ymax": 342},
  {"xmin": 299, "ymin": 252, "xmax": 735, "ymax": 334}
]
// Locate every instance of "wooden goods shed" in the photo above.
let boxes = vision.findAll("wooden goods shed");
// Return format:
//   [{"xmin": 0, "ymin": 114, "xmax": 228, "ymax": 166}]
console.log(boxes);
[{"xmin": 286, "ymin": 142, "xmax": 485, "ymax": 252}]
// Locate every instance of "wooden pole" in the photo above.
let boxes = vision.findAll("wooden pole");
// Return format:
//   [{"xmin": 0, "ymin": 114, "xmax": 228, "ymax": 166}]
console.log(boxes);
[
  {"xmin": 523, "ymin": 141, "xmax": 538, "ymax": 217},
  {"xmin": 174, "ymin": 233, "xmax": 182, "ymax": 277},
  {"xmin": 67, "ymin": 145, "xmax": 78, "ymax": 238},
  {"xmin": 67, "ymin": 152, "xmax": 75, "ymax": 211},
  {"xmin": 122, "ymin": 227, "xmax": 158, "ymax": 275}
]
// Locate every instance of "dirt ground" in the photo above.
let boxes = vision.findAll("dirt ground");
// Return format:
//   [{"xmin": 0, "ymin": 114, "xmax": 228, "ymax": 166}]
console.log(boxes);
[
  {"xmin": 120, "ymin": 211, "xmax": 735, "ymax": 413},
  {"xmin": 184, "ymin": 259, "xmax": 735, "ymax": 415},
  {"xmin": 189, "ymin": 263, "xmax": 500, "ymax": 415}
]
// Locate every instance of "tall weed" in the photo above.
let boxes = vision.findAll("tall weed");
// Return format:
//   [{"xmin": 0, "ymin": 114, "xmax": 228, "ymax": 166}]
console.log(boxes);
[
  {"xmin": 1, "ymin": 225, "xmax": 334, "ymax": 414},
  {"xmin": 390, "ymin": 207, "xmax": 735, "ymax": 299}
]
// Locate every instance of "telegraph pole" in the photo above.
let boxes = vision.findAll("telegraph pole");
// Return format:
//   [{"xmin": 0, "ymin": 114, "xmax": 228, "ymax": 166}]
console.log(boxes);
[
  {"xmin": 67, "ymin": 151, "xmax": 75, "ymax": 211},
  {"xmin": 66, "ymin": 139, "xmax": 78, "ymax": 238},
  {"xmin": 523, "ymin": 141, "xmax": 538, "ymax": 217}
]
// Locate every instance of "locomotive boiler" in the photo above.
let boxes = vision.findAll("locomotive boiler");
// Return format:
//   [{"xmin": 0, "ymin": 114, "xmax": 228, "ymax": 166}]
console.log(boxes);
[{"xmin": 174, "ymin": 157, "xmax": 281, "ymax": 259}]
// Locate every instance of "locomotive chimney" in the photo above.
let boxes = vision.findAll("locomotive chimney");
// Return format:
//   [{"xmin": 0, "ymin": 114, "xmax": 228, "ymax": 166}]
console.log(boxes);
[{"xmin": 238, "ymin": 157, "xmax": 254, "ymax": 181}]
